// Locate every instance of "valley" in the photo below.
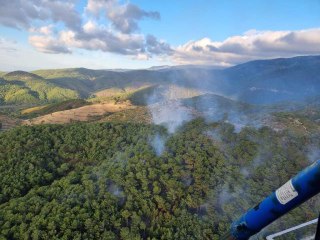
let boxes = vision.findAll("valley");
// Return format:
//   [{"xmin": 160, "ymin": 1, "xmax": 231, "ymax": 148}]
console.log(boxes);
[
  {"xmin": 1, "ymin": 1, "xmax": 319, "ymax": 239},
  {"xmin": 1, "ymin": 55, "xmax": 320, "ymax": 239}
]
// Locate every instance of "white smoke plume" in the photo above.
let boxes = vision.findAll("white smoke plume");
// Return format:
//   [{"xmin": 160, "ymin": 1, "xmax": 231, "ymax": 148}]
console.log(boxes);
[
  {"xmin": 306, "ymin": 146, "xmax": 320, "ymax": 163},
  {"xmin": 147, "ymin": 85, "xmax": 194, "ymax": 155},
  {"xmin": 150, "ymin": 133, "xmax": 166, "ymax": 156},
  {"xmin": 149, "ymin": 100, "xmax": 192, "ymax": 134}
]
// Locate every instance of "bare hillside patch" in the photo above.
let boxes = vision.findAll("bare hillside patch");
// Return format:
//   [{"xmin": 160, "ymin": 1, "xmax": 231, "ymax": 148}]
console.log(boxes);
[{"xmin": 24, "ymin": 101, "xmax": 135, "ymax": 125}]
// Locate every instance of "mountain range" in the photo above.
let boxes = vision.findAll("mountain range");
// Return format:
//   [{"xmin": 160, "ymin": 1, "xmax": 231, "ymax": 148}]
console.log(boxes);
[{"xmin": 1, "ymin": 55, "xmax": 319, "ymax": 106}]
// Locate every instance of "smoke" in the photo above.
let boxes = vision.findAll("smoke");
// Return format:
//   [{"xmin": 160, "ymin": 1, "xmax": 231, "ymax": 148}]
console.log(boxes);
[
  {"xmin": 240, "ymin": 167, "xmax": 250, "ymax": 177},
  {"xmin": 145, "ymin": 68, "xmax": 270, "ymax": 143},
  {"xmin": 206, "ymin": 129, "xmax": 222, "ymax": 142},
  {"xmin": 144, "ymin": 67, "xmax": 320, "ymax": 239},
  {"xmin": 218, "ymin": 187, "xmax": 234, "ymax": 205},
  {"xmin": 251, "ymin": 153, "xmax": 265, "ymax": 168},
  {"xmin": 147, "ymin": 84, "xmax": 194, "ymax": 155},
  {"xmin": 306, "ymin": 146, "xmax": 320, "ymax": 163},
  {"xmin": 150, "ymin": 133, "xmax": 166, "ymax": 156},
  {"xmin": 181, "ymin": 173, "xmax": 193, "ymax": 187},
  {"xmin": 149, "ymin": 100, "xmax": 192, "ymax": 134},
  {"xmin": 108, "ymin": 183, "xmax": 124, "ymax": 197}
]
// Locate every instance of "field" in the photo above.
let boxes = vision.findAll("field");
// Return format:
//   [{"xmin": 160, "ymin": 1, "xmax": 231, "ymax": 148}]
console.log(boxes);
[{"xmin": 24, "ymin": 101, "xmax": 135, "ymax": 125}]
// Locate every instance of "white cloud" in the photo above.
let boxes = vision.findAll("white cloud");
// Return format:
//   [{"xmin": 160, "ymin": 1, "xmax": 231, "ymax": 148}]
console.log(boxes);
[
  {"xmin": 0, "ymin": 41, "xmax": 171, "ymax": 71},
  {"xmin": 14, "ymin": 0, "xmax": 168, "ymax": 59},
  {"xmin": 173, "ymin": 28, "xmax": 320, "ymax": 65},
  {"xmin": 0, "ymin": 38, "xmax": 17, "ymax": 53},
  {"xmin": 146, "ymin": 35, "xmax": 173, "ymax": 55},
  {"xmin": 27, "ymin": 13, "xmax": 169, "ymax": 59},
  {"xmin": 83, "ymin": 21, "xmax": 98, "ymax": 34},
  {"xmin": 2, "ymin": 1, "xmax": 320, "ymax": 67},
  {"xmin": 29, "ymin": 35, "xmax": 71, "ymax": 54},
  {"xmin": 86, "ymin": 0, "xmax": 160, "ymax": 33},
  {"xmin": 0, "ymin": 0, "xmax": 80, "ymax": 30},
  {"xmin": 29, "ymin": 25, "xmax": 54, "ymax": 35},
  {"xmin": 29, "ymin": 25, "xmax": 149, "ymax": 55}
]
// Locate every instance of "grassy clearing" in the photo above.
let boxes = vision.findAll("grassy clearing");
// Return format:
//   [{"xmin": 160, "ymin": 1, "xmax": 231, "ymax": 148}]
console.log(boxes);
[
  {"xmin": 100, "ymin": 106, "xmax": 151, "ymax": 124},
  {"xmin": 20, "ymin": 99, "xmax": 89, "ymax": 119},
  {"xmin": 24, "ymin": 101, "xmax": 135, "ymax": 125}
]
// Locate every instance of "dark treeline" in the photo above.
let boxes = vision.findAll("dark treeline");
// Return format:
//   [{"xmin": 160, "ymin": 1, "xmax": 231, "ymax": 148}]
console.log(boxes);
[{"xmin": 0, "ymin": 120, "xmax": 319, "ymax": 239}]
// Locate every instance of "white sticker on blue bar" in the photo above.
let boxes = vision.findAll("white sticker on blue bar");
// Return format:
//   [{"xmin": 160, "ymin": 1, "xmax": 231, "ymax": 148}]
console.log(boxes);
[{"xmin": 275, "ymin": 180, "xmax": 298, "ymax": 205}]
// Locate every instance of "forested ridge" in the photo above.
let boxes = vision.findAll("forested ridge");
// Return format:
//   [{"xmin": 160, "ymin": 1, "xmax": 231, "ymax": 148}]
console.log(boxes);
[
  {"xmin": 2, "ymin": 55, "xmax": 320, "ymax": 106},
  {"xmin": 0, "ymin": 120, "xmax": 319, "ymax": 239}
]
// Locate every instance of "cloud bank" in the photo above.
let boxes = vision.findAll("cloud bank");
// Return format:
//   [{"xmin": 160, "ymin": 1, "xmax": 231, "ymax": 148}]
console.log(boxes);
[
  {"xmin": 0, "ymin": 0, "xmax": 169, "ymax": 59},
  {"xmin": 86, "ymin": 0, "xmax": 160, "ymax": 34},
  {"xmin": 0, "ymin": 1, "xmax": 320, "ymax": 66},
  {"xmin": 0, "ymin": 0, "xmax": 81, "ymax": 31},
  {"xmin": 173, "ymin": 29, "xmax": 320, "ymax": 66}
]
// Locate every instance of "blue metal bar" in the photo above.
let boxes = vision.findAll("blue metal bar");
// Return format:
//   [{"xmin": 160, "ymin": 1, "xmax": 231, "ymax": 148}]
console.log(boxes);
[{"xmin": 225, "ymin": 159, "xmax": 320, "ymax": 240}]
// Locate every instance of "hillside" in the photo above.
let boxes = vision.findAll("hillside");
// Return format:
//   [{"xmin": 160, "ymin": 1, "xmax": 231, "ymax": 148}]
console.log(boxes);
[
  {"xmin": 0, "ymin": 71, "xmax": 79, "ymax": 104},
  {"xmin": 20, "ymin": 99, "xmax": 90, "ymax": 119},
  {"xmin": 1, "ymin": 56, "xmax": 320, "ymax": 136},
  {"xmin": 33, "ymin": 68, "xmax": 167, "ymax": 98},
  {"xmin": 23, "ymin": 101, "xmax": 135, "ymax": 125},
  {"xmin": 218, "ymin": 55, "xmax": 320, "ymax": 104},
  {"xmin": 0, "ymin": 55, "xmax": 319, "ymax": 107},
  {"xmin": 4, "ymin": 71, "xmax": 43, "ymax": 81},
  {"xmin": 1, "ymin": 55, "xmax": 320, "ymax": 239}
]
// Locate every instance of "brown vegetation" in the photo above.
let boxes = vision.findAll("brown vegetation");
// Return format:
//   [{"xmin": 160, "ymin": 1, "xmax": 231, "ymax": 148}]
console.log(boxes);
[{"xmin": 24, "ymin": 101, "xmax": 135, "ymax": 125}]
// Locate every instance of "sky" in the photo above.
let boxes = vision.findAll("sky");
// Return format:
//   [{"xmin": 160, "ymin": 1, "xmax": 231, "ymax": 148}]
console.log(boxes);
[{"xmin": 0, "ymin": 0, "xmax": 320, "ymax": 71}]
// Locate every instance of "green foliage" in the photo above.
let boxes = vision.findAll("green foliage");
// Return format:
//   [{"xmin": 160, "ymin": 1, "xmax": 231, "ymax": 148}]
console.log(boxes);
[
  {"xmin": 0, "ymin": 120, "xmax": 319, "ymax": 239},
  {"xmin": 0, "ymin": 72, "xmax": 79, "ymax": 104},
  {"xmin": 0, "ymin": 84, "xmax": 38, "ymax": 104},
  {"xmin": 32, "ymin": 68, "xmax": 166, "ymax": 98},
  {"xmin": 32, "ymin": 68, "xmax": 91, "ymax": 80}
]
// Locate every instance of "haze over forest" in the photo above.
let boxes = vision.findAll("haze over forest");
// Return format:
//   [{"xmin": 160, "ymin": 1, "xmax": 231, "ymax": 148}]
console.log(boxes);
[{"xmin": 1, "ymin": 1, "xmax": 320, "ymax": 239}]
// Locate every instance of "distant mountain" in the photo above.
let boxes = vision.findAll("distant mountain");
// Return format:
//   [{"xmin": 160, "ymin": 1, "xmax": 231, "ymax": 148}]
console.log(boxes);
[
  {"xmin": 4, "ymin": 71, "xmax": 43, "ymax": 81},
  {"xmin": 148, "ymin": 64, "xmax": 226, "ymax": 71},
  {"xmin": 32, "ymin": 68, "xmax": 169, "ymax": 97},
  {"xmin": 1, "ymin": 55, "xmax": 320, "ymax": 105},
  {"xmin": 0, "ymin": 71, "xmax": 7, "ymax": 77},
  {"xmin": 217, "ymin": 55, "xmax": 320, "ymax": 104}
]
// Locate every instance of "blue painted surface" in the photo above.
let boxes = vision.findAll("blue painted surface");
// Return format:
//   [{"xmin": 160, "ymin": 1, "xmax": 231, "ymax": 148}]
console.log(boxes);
[{"xmin": 229, "ymin": 159, "xmax": 320, "ymax": 240}]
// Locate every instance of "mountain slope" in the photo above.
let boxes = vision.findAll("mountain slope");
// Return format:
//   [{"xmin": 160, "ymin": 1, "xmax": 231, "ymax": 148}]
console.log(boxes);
[
  {"xmin": 1, "ymin": 55, "xmax": 320, "ymax": 106},
  {"xmin": 218, "ymin": 55, "xmax": 320, "ymax": 104},
  {"xmin": 1, "ymin": 71, "xmax": 79, "ymax": 104},
  {"xmin": 33, "ymin": 68, "xmax": 168, "ymax": 97}
]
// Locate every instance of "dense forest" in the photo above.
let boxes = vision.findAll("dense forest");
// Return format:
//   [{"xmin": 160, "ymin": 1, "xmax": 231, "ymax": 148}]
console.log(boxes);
[
  {"xmin": 0, "ymin": 71, "xmax": 79, "ymax": 105},
  {"xmin": 1, "ymin": 119, "xmax": 319, "ymax": 239}
]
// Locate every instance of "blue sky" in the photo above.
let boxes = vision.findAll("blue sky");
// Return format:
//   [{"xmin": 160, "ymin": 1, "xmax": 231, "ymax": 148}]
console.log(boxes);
[
  {"xmin": 0, "ymin": 0, "xmax": 320, "ymax": 71},
  {"xmin": 134, "ymin": 0, "xmax": 320, "ymax": 43}
]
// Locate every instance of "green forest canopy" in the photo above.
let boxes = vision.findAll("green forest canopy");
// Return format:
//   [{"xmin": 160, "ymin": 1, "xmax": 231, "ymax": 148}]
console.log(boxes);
[{"xmin": 0, "ymin": 120, "xmax": 319, "ymax": 239}]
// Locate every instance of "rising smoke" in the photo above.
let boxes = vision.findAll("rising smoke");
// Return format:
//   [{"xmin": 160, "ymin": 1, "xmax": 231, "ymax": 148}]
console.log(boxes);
[
  {"xmin": 147, "ymin": 84, "xmax": 194, "ymax": 155},
  {"xmin": 150, "ymin": 133, "xmax": 166, "ymax": 156}
]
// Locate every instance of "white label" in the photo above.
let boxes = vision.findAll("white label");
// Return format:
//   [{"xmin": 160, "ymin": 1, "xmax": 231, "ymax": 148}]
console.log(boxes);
[{"xmin": 275, "ymin": 180, "xmax": 298, "ymax": 205}]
